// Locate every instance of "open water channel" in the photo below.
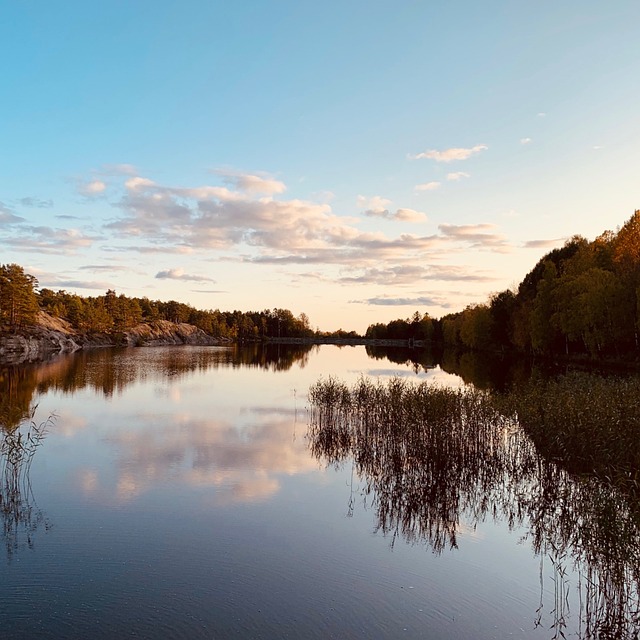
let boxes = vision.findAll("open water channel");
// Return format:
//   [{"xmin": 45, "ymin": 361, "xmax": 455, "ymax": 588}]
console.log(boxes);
[{"xmin": 1, "ymin": 344, "xmax": 638, "ymax": 638}]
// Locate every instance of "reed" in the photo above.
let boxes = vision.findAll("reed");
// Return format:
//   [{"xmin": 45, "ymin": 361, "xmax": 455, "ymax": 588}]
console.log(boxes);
[
  {"xmin": 307, "ymin": 374, "xmax": 640, "ymax": 637},
  {"xmin": 1, "ymin": 409, "xmax": 53, "ymax": 557},
  {"xmin": 496, "ymin": 372, "xmax": 640, "ymax": 489}
]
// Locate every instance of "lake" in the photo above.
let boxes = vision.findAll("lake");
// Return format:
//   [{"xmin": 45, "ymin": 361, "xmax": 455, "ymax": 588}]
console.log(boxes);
[{"xmin": 1, "ymin": 344, "xmax": 638, "ymax": 639}]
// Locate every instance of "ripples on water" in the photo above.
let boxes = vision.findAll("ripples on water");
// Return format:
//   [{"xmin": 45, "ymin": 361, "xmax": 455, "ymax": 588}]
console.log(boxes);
[{"xmin": 1, "ymin": 345, "xmax": 639, "ymax": 638}]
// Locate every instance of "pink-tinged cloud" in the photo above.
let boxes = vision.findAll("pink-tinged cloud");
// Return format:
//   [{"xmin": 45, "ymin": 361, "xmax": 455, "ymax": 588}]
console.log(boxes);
[
  {"xmin": 446, "ymin": 172, "xmax": 470, "ymax": 181},
  {"xmin": 523, "ymin": 238, "xmax": 565, "ymax": 249},
  {"xmin": 155, "ymin": 268, "xmax": 216, "ymax": 282},
  {"xmin": 79, "ymin": 179, "xmax": 107, "ymax": 196},
  {"xmin": 411, "ymin": 144, "xmax": 488, "ymax": 162},
  {"xmin": 216, "ymin": 170, "xmax": 286, "ymax": 196},
  {"xmin": 415, "ymin": 181, "xmax": 441, "ymax": 191}
]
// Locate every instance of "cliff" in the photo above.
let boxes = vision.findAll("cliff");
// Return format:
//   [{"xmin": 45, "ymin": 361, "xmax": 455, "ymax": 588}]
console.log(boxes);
[{"xmin": 0, "ymin": 312, "xmax": 227, "ymax": 364}]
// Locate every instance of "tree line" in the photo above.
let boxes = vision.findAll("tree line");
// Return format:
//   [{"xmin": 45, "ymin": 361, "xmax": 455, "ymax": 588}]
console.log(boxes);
[
  {"xmin": 367, "ymin": 210, "xmax": 640, "ymax": 360},
  {"xmin": 0, "ymin": 266, "xmax": 315, "ymax": 340},
  {"xmin": 37, "ymin": 288, "xmax": 316, "ymax": 340},
  {"xmin": 3, "ymin": 209, "xmax": 639, "ymax": 354}
]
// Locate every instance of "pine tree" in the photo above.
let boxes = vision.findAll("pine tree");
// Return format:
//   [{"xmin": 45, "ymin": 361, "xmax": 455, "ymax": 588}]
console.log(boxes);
[{"xmin": 0, "ymin": 264, "xmax": 39, "ymax": 331}]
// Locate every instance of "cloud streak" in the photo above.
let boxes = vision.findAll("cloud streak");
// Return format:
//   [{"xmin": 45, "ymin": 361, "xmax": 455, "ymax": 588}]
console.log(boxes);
[
  {"xmin": 523, "ymin": 238, "xmax": 565, "ymax": 249},
  {"xmin": 3, "ymin": 226, "xmax": 99, "ymax": 254},
  {"xmin": 446, "ymin": 172, "xmax": 470, "ymax": 181},
  {"xmin": 155, "ymin": 268, "xmax": 216, "ymax": 282},
  {"xmin": 216, "ymin": 170, "xmax": 286, "ymax": 196},
  {"xmin": 0, "ymin": 202, "xmax": 25, "ymax": 225},
  {"xmin": 352, "ymin": 295, "xmax": 453, "ymax": 307},
  {"xmin": 78, "ymin": 179, "xmax": 107, "ymax": 196},
  {"xmin": 410, "ymin": 144, "xmax": 488, "ymax": 162},
  {"xmin": 415, "ymin": 181, "xmax": 441, "ymax": 192},
  {"xmin": 438, "ymin": 223, "xmax": 510, "ymax": 252},
  {"xmin": 19, "ymin": 197, "xmax": 54, "ymax": 208}
]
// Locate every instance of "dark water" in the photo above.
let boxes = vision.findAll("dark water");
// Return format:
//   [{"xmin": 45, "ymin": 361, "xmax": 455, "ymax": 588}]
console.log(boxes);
[{"xmin": 1, "ymin": 345, "xmax": 638, "ymax": 638}]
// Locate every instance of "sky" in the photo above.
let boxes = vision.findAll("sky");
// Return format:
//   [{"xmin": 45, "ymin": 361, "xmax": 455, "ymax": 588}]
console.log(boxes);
[{"xmin": 1, "ymin": 1, "xmax": 639, "ymax": 333}]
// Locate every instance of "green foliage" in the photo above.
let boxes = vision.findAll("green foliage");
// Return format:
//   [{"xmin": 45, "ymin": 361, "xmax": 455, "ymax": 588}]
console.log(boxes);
[
  {"xmin": 33, "ymin": 281, "xmax": 315, "ymax": 340},
  {"xmin": 309, "ymin": 373, "xmax": 640, "ymax": 636},
  {"xmin": 0, "ymin": 264, "xmax": 39, "ymax": 331},
  {"xmin": 369, "ymin": 211, "xmax": 640, "ymax": 361},
  {"xmin": 497, "ymin": 372, "xmax": 640, "ymax": 487},
  {"xmin": 364, "ymin": 312, "xmax": 434, "ymax": 341},
  {"xmin": 459, "ymin": 304, "xmax": 493, "ymax": 350}
]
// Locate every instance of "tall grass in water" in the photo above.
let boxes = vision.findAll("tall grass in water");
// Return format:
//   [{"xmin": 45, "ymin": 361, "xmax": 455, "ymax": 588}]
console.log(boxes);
[
  {"xmin": 1, "ymin": 409, "xmax": 53, "ymax": 557},
  {"xmin": 308, "ymin": 375, "xmax": 640, "ymax": 638},
  {"xmin": 496, "ymin": 372, "xmax": 640, "ymax": 490},
  {"xmin": 309, "ymin": 376, "xmax": 517, "ymax": 551}
]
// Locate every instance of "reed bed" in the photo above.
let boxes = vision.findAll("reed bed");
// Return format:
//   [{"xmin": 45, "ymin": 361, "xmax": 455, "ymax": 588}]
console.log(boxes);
[
  {"xmin": 1, "ymin": 411, "xmax": 52, "ymax": 557},
  {"xmin": 308, "ymin": 374, "xmax": 640, "ymax": 638},
  {"xmin": 496, "ymin": 372, "xmax": 640, "ymax": 489},
  {"xmin": 309, "ymin": 376, "xmax": 524, "ymax": 551}
]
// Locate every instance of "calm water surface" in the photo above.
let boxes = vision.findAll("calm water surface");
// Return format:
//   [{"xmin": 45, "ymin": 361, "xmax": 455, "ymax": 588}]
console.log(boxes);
[{"xmin": 0, "ymin": 345, "xmax": 636, "ymax": 638}]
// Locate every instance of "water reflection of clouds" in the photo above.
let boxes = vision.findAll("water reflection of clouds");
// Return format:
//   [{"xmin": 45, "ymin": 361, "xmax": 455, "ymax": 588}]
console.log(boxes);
[
  {"xmin": 83, "ymin": 409, "xmax": 317, "ymax": 505},
  {"xmin": 152, "ymin": 385, "xmax": 182, "ymax": 403},
  {"xmin": 54, "ymin": 410, "xmax": 88, "ymax": 437}
]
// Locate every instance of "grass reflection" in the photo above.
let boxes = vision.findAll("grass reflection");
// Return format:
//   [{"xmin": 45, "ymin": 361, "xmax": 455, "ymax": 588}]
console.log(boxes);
[
  {"xmin": 1, "ymin": 410, "xmax": 53, "ymax": 558},
  {"xmin": 308, "ymin": 376, "xmax": 640, "ymax": 638}
]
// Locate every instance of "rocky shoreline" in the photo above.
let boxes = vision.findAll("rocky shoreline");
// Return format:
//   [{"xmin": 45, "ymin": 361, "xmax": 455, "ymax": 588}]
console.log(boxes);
[{"xmin": 0, "ymin": 313, "xmax": 229, "ymax": 365}]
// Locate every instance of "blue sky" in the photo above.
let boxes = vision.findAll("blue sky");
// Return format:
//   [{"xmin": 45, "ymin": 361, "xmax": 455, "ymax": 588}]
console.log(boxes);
[{"xmin": 1, "ymin": 1, "xmax": 638, "ymax": 332}]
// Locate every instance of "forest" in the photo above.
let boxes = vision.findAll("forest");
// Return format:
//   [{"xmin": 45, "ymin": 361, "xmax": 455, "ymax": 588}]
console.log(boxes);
[
  {"xmin": 0, "ymin": 264, "xmax": 315, "ymax": 340},
  {"xmin": 2, "ymin": 209, "xmax": 640, "ymax": 357},
  {"xmin": 367, "ymin": 210, "xmax": 640, "ymax": 361}
]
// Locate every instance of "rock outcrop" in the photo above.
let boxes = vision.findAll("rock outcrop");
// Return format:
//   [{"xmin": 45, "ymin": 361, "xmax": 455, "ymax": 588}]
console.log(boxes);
[
  {"xmin": 0, "ymin": 312, "xmax": 227, "ymax": 364},
  {"xmin": 122, "ymin": 320, "xmax": 222, "ymax": 347}
]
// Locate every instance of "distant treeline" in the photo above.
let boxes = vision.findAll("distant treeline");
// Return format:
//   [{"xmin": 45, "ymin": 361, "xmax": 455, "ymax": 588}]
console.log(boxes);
[
  {"xmin": 367, "ymin": 210, "xmax": 640, "ymax": 360},
  {"xmin": 0, "ymin": 265, "xmax": 320, "ymax": 340},
  {"xmin": 37, "ymin": 288, "xmax": 318, "ymax": 340}
]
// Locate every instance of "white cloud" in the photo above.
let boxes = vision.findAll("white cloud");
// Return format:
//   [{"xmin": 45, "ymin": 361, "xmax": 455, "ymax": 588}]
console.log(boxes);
[
  {"xmin": 99, "ymin": 172, "xmax": 513, "ymax": 288},
  {"xmin": 29, "ymin": 267, "xmax": 113, "ymax": 290},
  {"xmin": 0, "ymin": 202, "xmax": 25, "ymax": 225},
  {"xmin": 359, "ymin": 196, "xmax": 427, "ymax": 222},
  {"xmin": 438, "ymin": 223, "xmax": 510, "ymax": 252},
  {"xmin": 125, "ymin": 176, "xmax": 156, "ymax": 191},
  {"xmin": 155, "ymin": 268, "xmax": 216, "ymax": 282},
  {"xmin": 394, "ymin": 208, "xmax": 427, "ymax": 223},
  {"xmin": 520, "ymin": 137, "xmax": 532, "ymax": 145},
  {"xmin": 79, "ymin": 264, "xmax": 132, "ymax": 273},
  {"xmin": 357, "ymin": 194, "xmax": 392, "ymax": 211},
  {"xmin": 353, "ymin": 295, "xmax": 450, "ymax": 307},
  {"xmin": 216, "ymin": 170, "xmax": 286, "ymax": 196},
  {"xmin": 537, "ymin": 112, "xmax": 546, "ymax": 117},
  {"xmin": 523, "ymin": 238, "xmax": 565, "ymax": 249},
  {"xmin": 339, "ymin": 264, "xmax": 492, "ymax": 286},
  {"xmin": 446, "ymin": 172, "xmax": 470, "ymax": 181},
  {"xmin": 410, "ymin": 144, "xmax": 488, "ymax": 162},
  {"xmin": 415, "ymin": 181, "xmax": 441, "ymax": 191},
  {"xmin": 79, "ymin": 179, "xmax": 107, "ymax": 196},
  {"xmin": 4, "ymin": 226, "xmax": 98, "ymax": 254}
]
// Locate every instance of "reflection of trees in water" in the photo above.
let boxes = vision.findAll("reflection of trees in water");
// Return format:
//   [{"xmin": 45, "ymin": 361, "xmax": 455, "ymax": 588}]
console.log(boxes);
[
  {"xmin": 308, "ymin": 377, "xmax": 640, "ymax": 638},
  {"xmin": 1, "ymin": 411, "xmax": 52, "ymax": 558},
  {"xmin": 365, "ymin": 345, "xmax": 439, "ymax": 375},
  {"xmin": 230, "ymin": 343, "xmax": 315, "ymax": 371},
  {"xmin": 365, "ymin": 345, "xmax": 532, "ymax": 390},
  {"xmin": 0, "ymin": 365, "xmax": 40, "ymax": 431},
  {"xmin": 0, "ymin": 344, "xmax": 315, "ymax": 422}
]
